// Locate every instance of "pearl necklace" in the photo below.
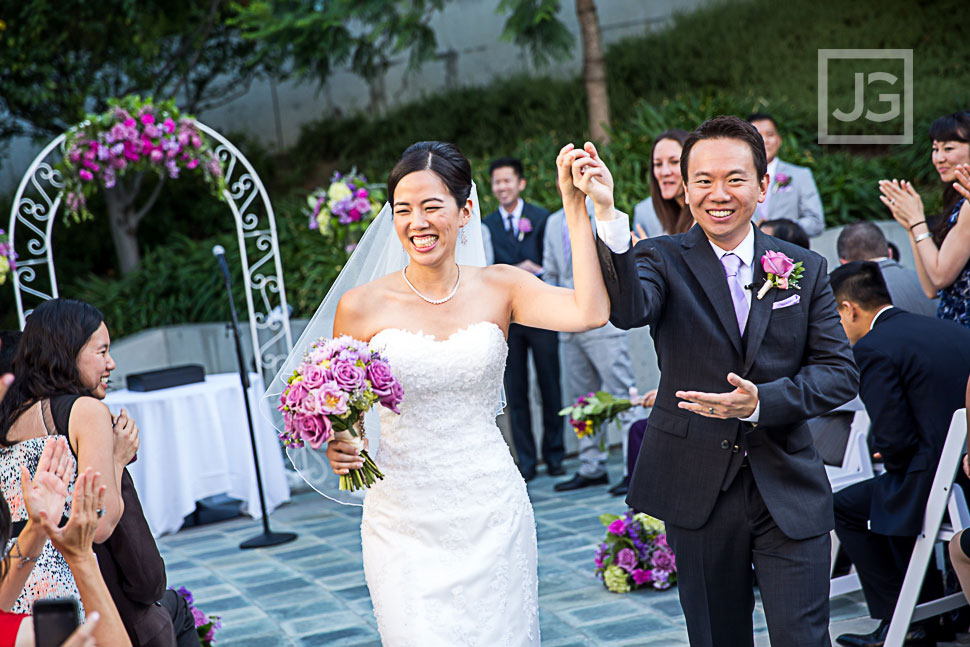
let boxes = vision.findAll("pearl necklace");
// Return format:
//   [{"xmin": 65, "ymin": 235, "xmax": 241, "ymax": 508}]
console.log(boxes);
[{"xmin": 402, "ymin": 264, "xmax": 461, "ymax": 305}]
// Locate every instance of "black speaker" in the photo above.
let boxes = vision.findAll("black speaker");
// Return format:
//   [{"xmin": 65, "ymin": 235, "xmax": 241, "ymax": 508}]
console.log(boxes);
[{"xmin": 126, "ymin": 365, "xmax": 205, "ymax": 392}]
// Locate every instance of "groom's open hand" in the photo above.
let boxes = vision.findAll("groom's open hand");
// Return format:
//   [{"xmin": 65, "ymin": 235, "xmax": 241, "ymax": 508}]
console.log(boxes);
[{"xmin": 676, "ymin": 373, "xmax": 758, "ymax": 419}]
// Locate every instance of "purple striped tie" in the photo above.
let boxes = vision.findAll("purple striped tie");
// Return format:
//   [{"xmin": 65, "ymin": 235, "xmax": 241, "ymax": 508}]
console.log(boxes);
[{"xmin": 720, "ymin": 253, "xmax": 749, "ymax": 334}]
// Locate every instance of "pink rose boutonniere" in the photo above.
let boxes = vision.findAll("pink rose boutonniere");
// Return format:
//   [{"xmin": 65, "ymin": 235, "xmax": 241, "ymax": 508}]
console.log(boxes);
[
  {"xmin": 757, "ymin": 250, "xmax": 804, "ymax": 299},
  {"xmin": 772, "ymin": 172, "xmax": 792, "ymax": 193},
  {"xmin": 517, "ymin": 216, "xmax": 533, "ymax": 241}
]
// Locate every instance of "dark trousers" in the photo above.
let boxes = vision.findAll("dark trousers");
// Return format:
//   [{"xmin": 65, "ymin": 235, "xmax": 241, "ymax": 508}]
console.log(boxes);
[
  {"xmin": 159, "ymin": 590, "xmax": 202, "ymax": 647},
  {"xmin": 628, "ymin": 418, "xmax": 648, "ymax": 479},
  {"xmin": 504, "ymin": 323, "xmax": 563, "ymax": 475},
  {"xmin": 833, "ymin": 478, "xmax": 943, "ymax": 621},
  {"xmin": 666, "ymin": 464, "xmax": 832, "ymax": 647}
]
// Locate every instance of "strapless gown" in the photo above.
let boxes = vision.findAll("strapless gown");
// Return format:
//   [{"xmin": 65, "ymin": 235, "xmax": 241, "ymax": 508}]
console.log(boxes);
[{"xmin": 361, "ymin": 321, "xmax": 539, "ymax": 646}]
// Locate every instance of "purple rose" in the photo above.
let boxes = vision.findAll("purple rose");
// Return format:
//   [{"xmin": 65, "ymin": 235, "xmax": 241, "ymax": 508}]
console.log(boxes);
[
  {"xmin": 379, "ymin": 380, "xmax": 404, "ymax": 414},
  {"xmin": 607, "ymin": 519, "xmax": 626, "ymax": 535},
  {"xmin": 615, "ymin": 548, "xmax": 638, "ymax": 573},
  {"xmin": 302, "ymin": 363, "xmax": 327, "ymax": 389},
  {"xmin": 283, "ymin": 381, "xmax": 309, "ymax": 409},
  {"xmin": 656, "ymin": 533, "xmax": 668, "ymax": 549},
  {"xmin": 332, "ymin": 359, "xmax": 365, "ymax": 392},
  {"xmin": 632, "ymin": 569, "xmax": 652, "ymax": 585},
  {"xmin": 293, "ymin": 413, "xmax": 332, "ymax": 449},
  {"xmin": 518, "ymin": 217, "xmax": 532, "ymax": 234},
  {"xmin": 366, "ymin": 359, "xmax": 396, "ymax": 396},
  {"xmin": 650, "ymin": 548, "xmax": 675, "ymax": 571}
]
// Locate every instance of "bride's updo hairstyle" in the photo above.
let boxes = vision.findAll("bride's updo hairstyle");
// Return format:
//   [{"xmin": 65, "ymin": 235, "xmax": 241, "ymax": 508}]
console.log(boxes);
[{"xmin": 387, "ymin": 141, "xmax": 472, "ymax": 208}]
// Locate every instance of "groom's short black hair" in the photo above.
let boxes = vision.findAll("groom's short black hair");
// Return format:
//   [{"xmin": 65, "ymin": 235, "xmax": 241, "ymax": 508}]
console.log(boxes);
[
  {"xmin": 747, "ymin": 112, "xmax": 779, "ymax": 131},
  {"xmin": 681, "ymin": 116, "xmax": 767, "ymax": 182},
  {"xmin": 829, "ymin": 261, "xmax": 894, "ymax": 311},
  {"xmin": 489, "ymin": 157, "xmax": 524, "ymax": 179}
]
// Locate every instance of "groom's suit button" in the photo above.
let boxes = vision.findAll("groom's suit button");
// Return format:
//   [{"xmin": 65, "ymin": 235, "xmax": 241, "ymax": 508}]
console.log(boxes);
[
  {"xmin": 732, "ymin": 444, "xmax": 740, "ymax": 453},
  {"xmin": 720, "ymin": 440, "xmax": 730, "ymax": 449}
]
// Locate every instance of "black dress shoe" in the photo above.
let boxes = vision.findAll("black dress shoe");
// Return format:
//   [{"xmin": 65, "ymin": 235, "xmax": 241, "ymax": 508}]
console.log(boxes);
[
  {"xmin": 554, "ymin": 473, "xmax": 609, "ymax": 492},
  {"xmin": 546, "ymin": 464, "xmax": 566, "ymax": 477},
  {"xmin": 836, "ymin": 620, "xmax": 935, "ymax": 647},
  {"xmin": 608, "ymin": 477, "xmax": 629, "ymax": 496},
  {"xmin": 520, "ymin": 468, "xmax": 536, "ymax": 482}
]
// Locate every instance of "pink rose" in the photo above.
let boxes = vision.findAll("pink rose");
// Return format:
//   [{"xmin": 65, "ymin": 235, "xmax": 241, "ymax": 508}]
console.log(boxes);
[
  {"xmin": 293, "ymin": 413, "xmax": 331, "ymax": 449},
  {"xmin": 163, "ymin": 118, "xmax": 176, "ymax": 134},
  {"xmin": 632, "ymin": 569, "xmax": 652, "ymax": 585},
  {"xmin": 302, "ymin": 364, "xmax": 327, "ymax": 389},
  {"xmin": 79, "ymin": 169, "xmax": 94, "ymax": 181},
  {"xmin": 283, "ymin": 382, "xmax": 309, "ymax": 409},
  {"xmin": 332, "ymin": 359, "xmax": 365, "ymax": 392},
  {"xmin": 518, "ymin": 217, "xmax": 532, "ymax": 234},
  {"xmin": 366, "ymin": 360, "xmax": 396, "ymax": 396},
  {"xmin": 149, "ymin": 149, "xmax": 164, "ymax": 164},
  {"xmin": 317, "ymin": 383, "xmax": 349, "ymax": 416},
  {"xmin": 140, "ymin": 113, "xmax": 155, "ymax": 125},
  {"xmin": 379, "ymin": 381, "xmax": 404, "ymax": 414},
  {"xmin": 123, "ymin": 118, "xmax": 137, "ymax": 129},
  {"xmin": 607, "ymin": 518, "xmax": 626, "ymax": 535},
  {"xmin": 761, "ymin": 250, "xmax": 795, "ymax": 278}
]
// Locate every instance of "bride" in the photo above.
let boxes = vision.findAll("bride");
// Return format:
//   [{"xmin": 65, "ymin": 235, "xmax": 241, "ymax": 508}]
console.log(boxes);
[{"xmin": 309, "ymin": 140, "xmax": 612, "ymax": 645}]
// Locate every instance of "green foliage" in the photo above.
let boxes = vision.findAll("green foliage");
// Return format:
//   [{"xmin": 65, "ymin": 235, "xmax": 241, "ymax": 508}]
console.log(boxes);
[{"xmin": 498, "ymin": 0, "xmax": 573, "ymax": 66}]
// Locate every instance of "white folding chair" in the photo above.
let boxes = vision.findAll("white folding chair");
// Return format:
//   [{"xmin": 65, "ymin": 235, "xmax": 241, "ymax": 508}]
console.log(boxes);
[
  {"xmin": 828, "ymin": 408, "xmax": 873, "ymax": 596},
  {"xmin": 884, "ymin": 408, "xmax": 969, "ymax": 647}
]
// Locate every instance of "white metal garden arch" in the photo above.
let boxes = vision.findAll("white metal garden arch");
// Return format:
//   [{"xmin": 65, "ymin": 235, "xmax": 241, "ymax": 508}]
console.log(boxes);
[{"xmin": 7, "ymin": 121, "xmax": 294, "ymax": 381}]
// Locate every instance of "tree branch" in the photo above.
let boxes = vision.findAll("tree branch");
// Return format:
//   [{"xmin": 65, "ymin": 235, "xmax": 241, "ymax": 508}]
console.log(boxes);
[{"xmin": 133, "ymin": 175, "xmax": 167, "ymax": 226}]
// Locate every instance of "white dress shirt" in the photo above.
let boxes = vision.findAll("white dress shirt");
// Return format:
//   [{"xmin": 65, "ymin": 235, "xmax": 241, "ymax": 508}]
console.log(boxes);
[
  {"xmin": 498, "ymin": 198, "xmax": 525, "ymax": 234},
  {"xmin": 596, "ymin": 216, "xmax": 761, "ymax": 422},
  {"xmin": 869, "ymin": 305, "xmax": 894, "ymax": 330}
]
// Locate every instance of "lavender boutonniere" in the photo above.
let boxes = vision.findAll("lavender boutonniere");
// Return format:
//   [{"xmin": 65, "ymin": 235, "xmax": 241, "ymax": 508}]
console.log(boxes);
[
  {"xmin": 756, "ymin": 250, "xmax": 804, "ymax": 300},
  {"xmin": 772, "ymin": 172, "xmax": 792, "ymax": 194},
  {"xmin": 517, "ymin": 216, "xmax": 532, "ymax": 242}
]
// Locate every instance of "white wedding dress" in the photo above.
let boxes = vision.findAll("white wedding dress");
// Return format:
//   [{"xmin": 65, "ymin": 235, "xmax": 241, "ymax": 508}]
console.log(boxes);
[{"xmin": 361, "ymin": 321, "xmax": 540, "ymax": 646}]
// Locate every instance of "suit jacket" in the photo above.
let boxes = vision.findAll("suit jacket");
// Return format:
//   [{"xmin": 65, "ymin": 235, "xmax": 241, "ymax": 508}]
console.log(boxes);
[
  {"xmin": 853, "ymin": 308, "xmax": 970, "ymax": 536},
  {"xmin": 877, "ymin": 258, "xmax": 937, "ymax": 317},
  {"xmin": 598, "ymin": 224, "xmax": 858, "ymax": 538},
  {"xmin": 482, "ymin": 202, "xmax": 550, "ymax": 267},
  {"xmin": 542, "ymin": 202, "xmax": 625, "ymax": 341},
  {"xmin": 762, "ymin": 159, "xmax": 825, "ymax": 237}
]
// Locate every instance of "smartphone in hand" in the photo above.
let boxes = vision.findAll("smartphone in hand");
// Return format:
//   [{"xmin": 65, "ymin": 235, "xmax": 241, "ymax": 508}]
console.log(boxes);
[{"xmin": 33, "ymin": 598, "xmax": 80, "ymax": 647}]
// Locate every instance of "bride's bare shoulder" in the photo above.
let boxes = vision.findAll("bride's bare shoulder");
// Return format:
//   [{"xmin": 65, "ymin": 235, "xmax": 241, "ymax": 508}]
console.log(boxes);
[{"xmin": 335, "ymin": 273, "xmax": 402, "ymax": 338}]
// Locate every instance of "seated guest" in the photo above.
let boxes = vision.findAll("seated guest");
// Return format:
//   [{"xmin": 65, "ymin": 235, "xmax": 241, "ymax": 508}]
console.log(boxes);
[
  {"xmin": 759, "ymin": 218, "xmax": 810, "ymax": 249},
  {"xmin": 837, "ymin": 221, "xmax": 937, "ymax": 317},
  {"xmin": 632, "ymin": 129, "xmax": 693, "ymax": 239},
  {"xmin": 879, "ymin": 111, "xmax": 970, "ymax": 328},
  {"xmin": 747, "ymin": 112, "xmax": 825, "ymax": 236},
  {"xmin": 829, "ymin": 261, "xmax": 970, "ymax": 647},
  {"xmin": 0, "ymin": 299, "xmax": 198, "ymax": 647},
  {"xmin": 543, "ymin": 195, "xmax": 637, "ymax": 494}
]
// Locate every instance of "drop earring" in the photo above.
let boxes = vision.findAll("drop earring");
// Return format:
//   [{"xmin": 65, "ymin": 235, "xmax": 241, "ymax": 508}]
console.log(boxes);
[{"xmin": 460, "ymin": 226, "xmax": 468, "ymax": 246}]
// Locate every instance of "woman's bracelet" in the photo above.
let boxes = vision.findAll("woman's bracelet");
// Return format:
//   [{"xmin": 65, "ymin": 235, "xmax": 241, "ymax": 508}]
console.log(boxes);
[
  {"xmin": 914, "ymin": 231, "xmax": 933, "ymax": 243},
  {"xmin": 5, "ymin": 538, "xmax": 41, "ymax": 570},
  {"xmin": 909, "ymin": 220, "xmax": 927, "ymax": 231}
]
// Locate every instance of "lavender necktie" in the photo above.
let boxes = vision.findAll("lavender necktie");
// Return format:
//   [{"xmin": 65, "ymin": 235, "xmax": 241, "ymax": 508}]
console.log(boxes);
[{"xmin": 720, "ymin": 253, "xmax": 749, "ymax": 335}]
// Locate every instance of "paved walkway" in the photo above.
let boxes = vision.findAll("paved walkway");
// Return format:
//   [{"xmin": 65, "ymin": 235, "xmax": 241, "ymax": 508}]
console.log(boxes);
[{"xmin": 157, "ymin": 455, "xmax": 968, "ymax": 646}]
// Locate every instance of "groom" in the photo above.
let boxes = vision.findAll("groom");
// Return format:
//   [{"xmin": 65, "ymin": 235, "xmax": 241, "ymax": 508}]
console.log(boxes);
[{"xmin": 593, "ymin": 116, "xmax": 858, "ymax": 646}]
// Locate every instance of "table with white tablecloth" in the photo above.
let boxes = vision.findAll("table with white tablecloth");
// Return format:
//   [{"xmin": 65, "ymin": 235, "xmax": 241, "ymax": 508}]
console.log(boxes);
[{"xmin": 103, "ymin": 373, "xmax": 290, "ymax": 537}]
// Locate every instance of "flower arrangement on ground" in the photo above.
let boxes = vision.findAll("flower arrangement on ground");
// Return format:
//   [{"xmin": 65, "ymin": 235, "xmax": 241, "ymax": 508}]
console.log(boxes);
[
  {"xmin": 0, "ymin": 229, "xmax": 16, "ymax": 286},
  {"xmin": 559, "ymin": 391, "xmax": 633, "ymax": 448},
  {"xmin": 595, "ymin": 509, "xmax": 677, "ymax": 592},
  {"xmin": 277, "ymin": 335, "xmax": 403, "ymax": 491},
  {"xmin": 306, "ymin": 170, "xmax": 384, "ymax": 253},
  {"xmin": 57, "ymin": 95, "xmax": 225, "ymax": 221},
  {"xmin": 173, "ymin": 586, "xmax": 221, "ymax": 646}
]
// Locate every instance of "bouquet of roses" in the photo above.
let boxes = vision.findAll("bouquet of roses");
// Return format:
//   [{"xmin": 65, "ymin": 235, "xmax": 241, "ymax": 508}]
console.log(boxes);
[
  {"xmin": 277, "ymin": 335, "xmax": 403, "ymax": 491},
  {"xmin": 307, "ymin": 170, "xmax": 384, "ymax": 253},
  {"xmin": 173, "ymin": 587, "xmax": 221, "ymax": 646},
  {"xmin": 559, "ymin": 391, "xmax": 634, "ymax": 449},
  {"xmin": 594, "ymin": 509, "xmax": 677, "ymax": 593}
]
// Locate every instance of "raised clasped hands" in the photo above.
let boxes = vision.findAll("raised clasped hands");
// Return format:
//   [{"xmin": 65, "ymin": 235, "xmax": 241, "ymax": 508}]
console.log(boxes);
[
  {"xmin": 954, "ymin": 164, "xmax": 970, "ymax": 202},
  {"xmin": 676, "ymin": 373, "xmax": 758, "ymax": 420},
  {"xmin": 556, "ymin": 142, "xmax": 615, "ymax": 217},
  {"xmin": 878, "ymin": 178, "xmax": 924, "ymax": 229}
]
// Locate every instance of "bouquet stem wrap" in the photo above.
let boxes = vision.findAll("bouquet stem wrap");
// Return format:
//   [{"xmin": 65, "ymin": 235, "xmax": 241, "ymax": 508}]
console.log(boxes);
[{"xmin": 335, "ymin": 421, "xmax": 384, "ymax": 492}]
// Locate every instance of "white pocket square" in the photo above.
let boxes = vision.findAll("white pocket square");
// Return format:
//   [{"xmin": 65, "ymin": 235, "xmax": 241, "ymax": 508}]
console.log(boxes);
[{"xmin": 772, "ymin": 294, "xmax": 800, "ymax": 310}]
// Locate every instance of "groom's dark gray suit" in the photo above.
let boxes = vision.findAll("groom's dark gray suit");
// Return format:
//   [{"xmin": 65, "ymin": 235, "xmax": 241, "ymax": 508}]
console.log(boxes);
[{"xmin": 597, "ymin": 223, "xmax": 858, "ymax": 646}]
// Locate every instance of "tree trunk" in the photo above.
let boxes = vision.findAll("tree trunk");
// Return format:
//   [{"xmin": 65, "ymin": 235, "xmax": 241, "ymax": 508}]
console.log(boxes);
[
  {"xmin": 104, "ymin": 187, "xmax": 142, "ymax": 275},
  {"xmin": 576, "ymin": 0, "xmax": 610, "ymax": 144}
]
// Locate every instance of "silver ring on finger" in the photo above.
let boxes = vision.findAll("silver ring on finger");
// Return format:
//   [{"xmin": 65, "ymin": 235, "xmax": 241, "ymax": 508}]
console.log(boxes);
[
  {"xmin": 96, "ymin": 508, "xmax": 105, "ymax": 518},
  {"xmin": 708, "ymin": 407, "xmax": 715, "ymax": 415}
]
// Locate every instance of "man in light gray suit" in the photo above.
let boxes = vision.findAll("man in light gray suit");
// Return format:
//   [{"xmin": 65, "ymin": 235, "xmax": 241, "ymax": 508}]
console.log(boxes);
[
  {"xmin": 544, "ymin": 197, "xmax": 638, "ymax": 492},
  {"xmin": 748, "ymin": 113, "xmax": 825, "ymax": 236},
  {"xmin": 836, "ymin": 221, "xmax": 937, "ymax": 317}
]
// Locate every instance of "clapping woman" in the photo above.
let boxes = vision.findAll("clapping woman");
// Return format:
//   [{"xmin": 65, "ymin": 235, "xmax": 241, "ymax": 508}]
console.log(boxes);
[{"xmin": 880, "ymin": 111, "xmax": 970, "ymax": 327}]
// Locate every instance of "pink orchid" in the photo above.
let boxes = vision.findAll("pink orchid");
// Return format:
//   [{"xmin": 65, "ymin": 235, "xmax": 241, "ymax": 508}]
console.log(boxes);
[{"xmin": 761, "ymin": 250, "xmax": 795, "ymax": 278}]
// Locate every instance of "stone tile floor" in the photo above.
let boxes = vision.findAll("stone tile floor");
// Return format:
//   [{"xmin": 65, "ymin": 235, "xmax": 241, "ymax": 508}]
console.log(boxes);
[{"xmin": 157, "ymin": 455, "xmax": 970, "ymax": 646}]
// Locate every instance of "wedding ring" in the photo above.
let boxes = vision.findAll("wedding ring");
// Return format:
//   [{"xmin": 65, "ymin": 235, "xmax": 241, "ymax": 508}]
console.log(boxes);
[
  {"xmin": 708, "ymin": 407, "xmax": 715, "ymax": 415},
  {"xmin": 890, "ymin": 198, "xmax": 896, "ymax": 205},
  {"xmin": 96, "ymin": 508, "xmax": 105, "ymax": 518}
]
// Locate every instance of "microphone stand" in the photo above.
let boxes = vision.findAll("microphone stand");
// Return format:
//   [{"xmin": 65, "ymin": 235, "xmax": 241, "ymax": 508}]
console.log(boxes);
[{"xmin": 215, "ymin": 251, "xmax": 297, "ymax": 549}]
